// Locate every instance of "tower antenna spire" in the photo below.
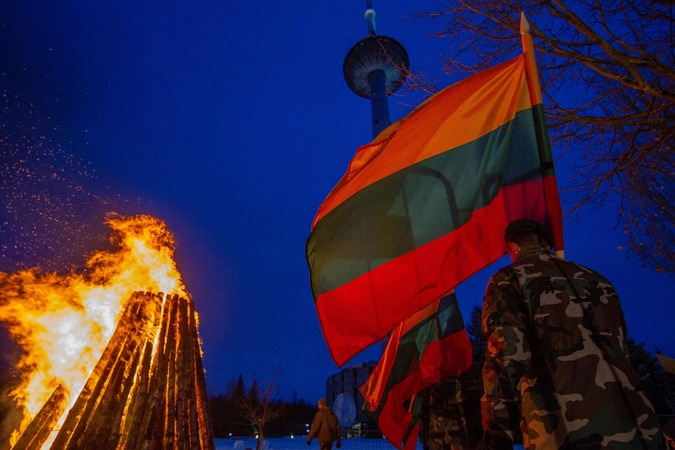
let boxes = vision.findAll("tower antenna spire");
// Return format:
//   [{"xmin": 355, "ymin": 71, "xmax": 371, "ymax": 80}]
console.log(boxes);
[
  {"xmin": 343, "ymin": 2, "xmax": 409, "ymax": 138},
  {"xmin": 365, "ymin": 1, "xmax": 376, "ymax": 35}
]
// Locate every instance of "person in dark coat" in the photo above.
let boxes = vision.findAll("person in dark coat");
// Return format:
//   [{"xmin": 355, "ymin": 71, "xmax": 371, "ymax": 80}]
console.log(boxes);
[{"xmin": 307, "ymin": 398, "xmax": 342, "ymax": 450}]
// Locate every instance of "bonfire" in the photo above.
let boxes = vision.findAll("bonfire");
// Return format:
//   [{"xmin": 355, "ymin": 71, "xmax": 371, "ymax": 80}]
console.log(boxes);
[{"xmin": 0, "ymin": 214, "xmax": 215, "ymax": 450}]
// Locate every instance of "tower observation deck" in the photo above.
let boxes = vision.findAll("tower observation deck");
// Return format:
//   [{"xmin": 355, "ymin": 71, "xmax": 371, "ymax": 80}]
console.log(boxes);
[{"xmin": 343, "ymin": 1, "xmax": 409, "ymax": 138}]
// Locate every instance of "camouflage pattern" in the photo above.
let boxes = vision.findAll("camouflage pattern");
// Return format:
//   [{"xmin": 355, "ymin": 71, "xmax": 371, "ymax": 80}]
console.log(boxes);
[
  {"xmin": 423, "ymin": 372, "xmax": 484, "ymax": 450},
  {"xmin": 481, "ymin": 245, "xmax": 666, "ymax": 449}
]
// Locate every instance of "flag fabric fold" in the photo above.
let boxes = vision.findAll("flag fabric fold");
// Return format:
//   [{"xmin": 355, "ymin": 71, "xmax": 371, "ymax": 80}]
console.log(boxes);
[
  {"xmin": 359, "ymin": 292, "xmax": 472, "ymax": 449},
  {"xmin": 306, "ymin": 52, "xmax": 563, "ymax": 367}
]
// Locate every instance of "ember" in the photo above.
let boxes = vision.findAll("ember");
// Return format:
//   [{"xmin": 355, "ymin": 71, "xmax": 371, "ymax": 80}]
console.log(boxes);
[{"xmin": 0, "ymin": 215, "xmax": 215, "ymax": 449}]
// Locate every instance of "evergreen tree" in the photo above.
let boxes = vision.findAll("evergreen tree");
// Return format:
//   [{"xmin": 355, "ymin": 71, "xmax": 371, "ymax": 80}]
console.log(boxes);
[
  {"xmin": 627, "ymin": 338, "xmax": 675, "ymax": 416},
  {"xmin": 232, "ymin": 375, "xmax": 246, "ymax": 403},
  {"xmin": 248, "ymin": 380, "xmax": 260, "ymax": 408},
  {"xmin": 466, "ymin": 305, "xmax": 486, "ymax": 376},
  {"xmin": 209, "ymin": 374, "xmax": 251, "ymax": 438}
]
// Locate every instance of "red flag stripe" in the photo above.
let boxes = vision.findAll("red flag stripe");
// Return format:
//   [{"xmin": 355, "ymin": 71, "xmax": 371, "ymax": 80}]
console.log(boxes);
[
  {"xmin": 318, "ymin": 178, "xmax": 548, "ymax": 366},
  {"xmin": 364, "ymin": 331, "xmax": 472, "ymax": 448}
]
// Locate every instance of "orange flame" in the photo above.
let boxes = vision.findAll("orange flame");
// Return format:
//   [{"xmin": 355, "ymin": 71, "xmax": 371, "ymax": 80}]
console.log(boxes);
[{"xmin": 0, "ymin": 214, "xmax": 186, "ymax": 446}]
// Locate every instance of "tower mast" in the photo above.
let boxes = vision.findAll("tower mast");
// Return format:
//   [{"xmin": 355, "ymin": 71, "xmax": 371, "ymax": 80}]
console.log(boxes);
[{"xmin": 343, "ymin": 1, "xmax": 409, "ymax": 138}]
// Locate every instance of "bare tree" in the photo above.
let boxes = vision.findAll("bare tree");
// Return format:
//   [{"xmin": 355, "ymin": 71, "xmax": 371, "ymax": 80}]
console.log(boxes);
[
  {"xmin": 408, "ymin": 0, "xmax": 675, "ymax": 274},
  {"xmin": 238, "ymin": 369, "xmax": 286, "ymax": 450},
  {"xmin": 623, "ymin": 126, "xmax": 675, "ymax": 273}
]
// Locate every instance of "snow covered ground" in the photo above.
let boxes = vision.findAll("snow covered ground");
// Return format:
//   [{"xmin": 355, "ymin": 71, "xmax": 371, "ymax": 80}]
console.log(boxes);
[
  {"xmin": 214, "ymin": 436, "xmax": 525, "ymax": 450},
  {"xmin": 215, "ymin": 437, "xmax": 412, "ymax": 450}
]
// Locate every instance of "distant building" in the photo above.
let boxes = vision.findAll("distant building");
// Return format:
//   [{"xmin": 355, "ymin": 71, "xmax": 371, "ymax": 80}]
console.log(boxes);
[{"xmin": 325, "ymin": 361, "xmax": 378, "ymax": 427}]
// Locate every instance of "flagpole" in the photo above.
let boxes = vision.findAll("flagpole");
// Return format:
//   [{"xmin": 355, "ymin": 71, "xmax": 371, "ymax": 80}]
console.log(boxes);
[{"xmin": 520, "ymin": 12, "xmax": 566, "ymax": 259}]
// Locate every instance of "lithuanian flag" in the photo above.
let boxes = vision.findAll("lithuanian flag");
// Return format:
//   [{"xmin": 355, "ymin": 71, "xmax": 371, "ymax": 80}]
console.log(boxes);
[
  {"xmin": 359, "ymin": 293, "xmax": 471, "ymax": 449},
  {"xmin": 307, "ymin": 43, "xmax": 563, "ymax": 366}
]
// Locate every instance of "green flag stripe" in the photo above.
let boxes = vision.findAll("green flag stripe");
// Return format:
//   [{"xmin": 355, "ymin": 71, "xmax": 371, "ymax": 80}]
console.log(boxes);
[
  {"xmin": 307, "ymin": 108, "xmax": 540, "ymax": 298},
  {"xmin": 362, "ymin": 294, "xmax": 464, "ymax": 421}
]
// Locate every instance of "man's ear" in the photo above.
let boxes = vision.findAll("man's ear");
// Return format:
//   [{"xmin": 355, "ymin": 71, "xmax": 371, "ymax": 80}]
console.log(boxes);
[{"xmin": 506, "ymin": 241, "xmax": 520, "ymax": 261}]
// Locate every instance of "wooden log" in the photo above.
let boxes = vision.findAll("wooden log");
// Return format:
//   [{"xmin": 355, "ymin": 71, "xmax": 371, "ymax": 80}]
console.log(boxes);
[
  {"xmin": 186, "ymin": 300, "xmax": 200, "ymax": 450},
  {"xmin": 183, "ymin": 296, "xmax": 203, "ymax": 450},
  {"xmin": 174, "ymin": 296, "xmax": 190, "ymax": 450},
  {"xmin": 164, "ymin": 295, "xmax": 180, "ymax": 449},
  {"xmin": 182, "ymin": 296, "xmax": 197, "ymax": 450},
  {"xmin": 120, "ymin": 293, "xmax": 163, "ymax": 449},
  {"xmin": 115, "ymin": 339, "xmax": 153, "ymax": 450},
  {"xmin": 50, "ymin": 292, "xmax": 146, "ymax": 449},
  {"xmin": 106, "ymin": 344, "xmax": 146, "ymax": 449},
  {"xmin": 10, "ymin": 384, "xmax": 66, "ymax": 450},
  {"xmin": 117, "ymin": 293, "xmax": 163, "ymax": 450},
  {"xmin": 189, "ymin": 299, "xmax": 216, "ymax": 450},
  {"xmin": 87, "ymin": 343, "xmax": 143, "ymax": 448},
  {"xmin": 11, "ymin": 290, "xmax": 215, "ymax": 450},
  {"xmin": 145, "ymin": 295, "xmax": 176, "ymax": 450},
  {"xmin": 103, "ymin": 293, "xmax": 162, "ymax": 450},
  {"xmin": 131, "ymin": 294, "xmax": 173, "ymax": 450},
  {"xmin": 70, "ymin": 293, "xmax": 152, "ymax": 449},
  {"xmin": 183, "ymin": 298, "xmax": 197, "ymax": 450}
]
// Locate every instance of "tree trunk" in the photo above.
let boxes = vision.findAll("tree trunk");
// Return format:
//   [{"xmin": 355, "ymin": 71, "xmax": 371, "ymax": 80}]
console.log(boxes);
[{"xmin": 256, "ymin": 425, "xmax": 265, "ymax": 450}]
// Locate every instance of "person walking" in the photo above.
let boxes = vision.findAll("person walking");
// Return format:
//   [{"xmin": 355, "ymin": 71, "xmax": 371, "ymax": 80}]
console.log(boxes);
[
  {"xmin": 307, "ymin": 398, "xmax": 342, "ymax": 450},
  {"xmin": 480, "ymin": 218, "xmax": 665, "ymax": 449}
]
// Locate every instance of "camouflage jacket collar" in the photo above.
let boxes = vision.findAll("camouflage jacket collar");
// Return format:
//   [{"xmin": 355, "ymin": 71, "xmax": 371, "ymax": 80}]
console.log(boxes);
[{"xmin": 514, "ymin": 244, "xmax": 550, "ymax": 262}]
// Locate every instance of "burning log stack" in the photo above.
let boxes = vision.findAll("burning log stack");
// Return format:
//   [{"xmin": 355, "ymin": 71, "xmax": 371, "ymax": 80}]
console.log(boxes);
[{"xmin": 10, "ymin": 291, "xmax": 215, "ymax": 450}]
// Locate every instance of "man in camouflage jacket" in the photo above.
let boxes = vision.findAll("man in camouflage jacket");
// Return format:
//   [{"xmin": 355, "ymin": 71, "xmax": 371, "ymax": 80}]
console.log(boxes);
[
  {"xmin": 428, "ymin": 371, "xmax": 484, "ymax": 450},
  {"xmin": 481, "ymin": 218, "xmax": 665, "ymax": 449}
]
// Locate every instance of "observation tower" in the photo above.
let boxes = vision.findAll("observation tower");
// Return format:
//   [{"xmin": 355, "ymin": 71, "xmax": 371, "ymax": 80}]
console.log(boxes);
[{"xmin": 343, "ymin": 1, "xmax": 409, "ymax": 138}]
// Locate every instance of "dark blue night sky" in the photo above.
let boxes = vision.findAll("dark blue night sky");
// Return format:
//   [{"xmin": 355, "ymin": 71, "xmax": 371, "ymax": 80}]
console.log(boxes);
[{"xmin": 1, "ymin": 0, "xmax": 673, "ymax": 403}]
